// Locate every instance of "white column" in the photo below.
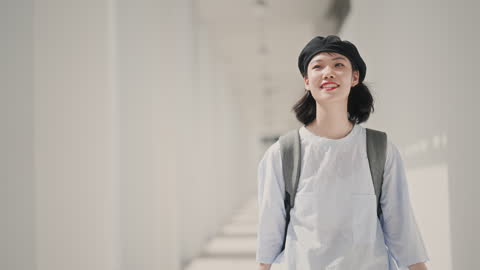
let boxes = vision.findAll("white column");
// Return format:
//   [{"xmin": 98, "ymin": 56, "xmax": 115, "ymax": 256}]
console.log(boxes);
[
  {"xmin": 340, "ymin": 1, "xmax": 480, "ymax": 269},
  {"xmin": 442, "ymin": 3, "xmax": 480, "ymax": 269},
  {"xmin": 178, "ymin": 23, "xmax": 216, "ymax": 263},
  {"xmin": 1, "ymin": 1, "xmax": 35, "ymax": 270},
  {"xmin": 33, "ymin": 1, "xmax": 119, "ymax": 270},
  {"xmin": 115, "ymin": 0, "xmax": 193, "ymax": 269}
]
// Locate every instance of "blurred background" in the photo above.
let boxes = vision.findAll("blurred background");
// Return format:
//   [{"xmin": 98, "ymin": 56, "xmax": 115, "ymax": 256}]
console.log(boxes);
[{"xmin": 2, "ymin": 0, "xmax": 480, "ymax": 269}]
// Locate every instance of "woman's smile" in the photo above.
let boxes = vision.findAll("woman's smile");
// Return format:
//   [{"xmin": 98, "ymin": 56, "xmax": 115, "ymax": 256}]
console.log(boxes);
[
  {"xmin": 320, "ymin": 82, "xmax": 340, "ymax": 91},
  {"xmin": 322, "ymin": 85, "xmax": 339, "ymax": 91},
  {"xmin": 324, "ymin": 86, "xmax": 337, "ymax": 91}
]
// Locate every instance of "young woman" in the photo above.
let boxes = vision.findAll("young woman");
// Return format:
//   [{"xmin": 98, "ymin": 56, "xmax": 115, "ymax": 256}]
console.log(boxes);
[{"xmin": 256, "ymin": 36, "xmax": 429, "ymax": 270}]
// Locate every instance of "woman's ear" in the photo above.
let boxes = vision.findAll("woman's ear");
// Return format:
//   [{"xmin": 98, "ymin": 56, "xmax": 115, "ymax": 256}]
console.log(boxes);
[
  {"xmin": 352, "ymin": 70, "xmax": 360, "ymax": 87},
  {"xmin": 303, "ymin": 75, "xmax": 310, "ymax": 90}
]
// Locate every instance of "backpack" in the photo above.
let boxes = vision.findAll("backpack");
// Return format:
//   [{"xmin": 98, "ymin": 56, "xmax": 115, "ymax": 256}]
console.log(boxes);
[{"xmin": 278, "ymin": 127, "xmax": 387, "ymax": 252}]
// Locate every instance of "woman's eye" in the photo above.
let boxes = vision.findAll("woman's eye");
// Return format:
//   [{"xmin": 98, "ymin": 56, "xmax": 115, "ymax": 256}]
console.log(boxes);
[
  {"xmin": 335, "ymin": 63, "xmax": 344, "ymax": 67},
  {"xmin": 313, "ymin": 65, "xmax": 322, "ymax": 69}
]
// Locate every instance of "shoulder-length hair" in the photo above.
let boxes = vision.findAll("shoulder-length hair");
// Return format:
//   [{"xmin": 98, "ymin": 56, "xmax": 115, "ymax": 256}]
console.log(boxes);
[{"xmin": 292, "ymin": 82, "xmax": 375, "ymax": 125}]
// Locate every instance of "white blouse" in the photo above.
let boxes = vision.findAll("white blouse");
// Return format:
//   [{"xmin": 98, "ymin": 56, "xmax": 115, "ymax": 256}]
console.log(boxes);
[{"xmin": 256, "ymin": 124, "xmax": 429, "ymax": 270}]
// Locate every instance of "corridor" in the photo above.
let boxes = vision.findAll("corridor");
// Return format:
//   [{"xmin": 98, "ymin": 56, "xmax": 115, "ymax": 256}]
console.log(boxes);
[{"xmin": 4, "ymin": 0, "xmax": 480, "ymax": 269}]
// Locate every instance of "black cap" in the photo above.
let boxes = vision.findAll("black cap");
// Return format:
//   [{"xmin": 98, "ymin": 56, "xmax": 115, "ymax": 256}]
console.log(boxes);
[{"xmin": 298, "ymin": 35, "xmax": 367, "ymax": 83}]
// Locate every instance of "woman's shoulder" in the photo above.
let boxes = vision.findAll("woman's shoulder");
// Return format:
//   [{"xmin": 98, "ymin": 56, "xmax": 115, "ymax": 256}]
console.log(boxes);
[
  {"xmin": 382, "ymin": 135, "xmax": 406, "ymax": 173},
  {"xmin": 364, "ymin": 127, "xmax": 401, "ymax": 156},
  {"xmin": 261, "ymin": 140, "xmax": 281, "ymax": 161},
  {"xmin": 257, "ymin": 140, "xmax": 283, "ymax": 175}
]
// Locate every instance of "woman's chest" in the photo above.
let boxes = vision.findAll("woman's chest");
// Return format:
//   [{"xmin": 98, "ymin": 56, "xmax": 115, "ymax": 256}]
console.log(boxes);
[
  {"xmin": 290, "ymin": 144, "xmax": 379, "ymax": 246},
  {"xmin": 296, "ymin": 143, "xmax": 374, "ymax": 195}
]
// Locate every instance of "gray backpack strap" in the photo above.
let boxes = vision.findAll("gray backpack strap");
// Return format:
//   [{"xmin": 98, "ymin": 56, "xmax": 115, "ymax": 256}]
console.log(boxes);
[
  {"xmin": 278, "ymin": 128, "xmax": 301, "ymax": 251},
  {"xmin": 365, "ymin": 128, "xmax": 388, "ymax": 218}
]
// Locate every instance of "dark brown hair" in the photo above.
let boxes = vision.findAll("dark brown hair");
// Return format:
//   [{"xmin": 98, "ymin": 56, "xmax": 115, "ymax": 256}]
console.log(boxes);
[{"xmin": 292, "ymin": 82, "xmax": 375, "ymax": 125}]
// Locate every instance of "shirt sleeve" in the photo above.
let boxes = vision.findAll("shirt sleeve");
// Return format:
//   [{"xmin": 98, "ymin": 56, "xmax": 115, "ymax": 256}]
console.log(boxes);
[
  {"xmin": 380, "ymin": 139, "xmax": 430, "ymax": 268},
  {"xmin": 256, "ymin": 141, "xmax": 287, "ymax": 264}
]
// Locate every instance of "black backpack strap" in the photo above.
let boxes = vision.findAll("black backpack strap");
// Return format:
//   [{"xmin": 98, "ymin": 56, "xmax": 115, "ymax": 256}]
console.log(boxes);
[
  {"xmin": 278, "ymin": 128, "xmax": 301, "ymax": 252},
  {"xmin": 365, "ymin": 128, "xmax": 388, "ymax": 218}
]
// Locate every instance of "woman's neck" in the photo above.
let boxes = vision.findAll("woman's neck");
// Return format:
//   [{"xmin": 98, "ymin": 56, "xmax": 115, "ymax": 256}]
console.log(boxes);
[{"xmin": 306, "ymin": 103, "xmax": 354, "ymax": 140}]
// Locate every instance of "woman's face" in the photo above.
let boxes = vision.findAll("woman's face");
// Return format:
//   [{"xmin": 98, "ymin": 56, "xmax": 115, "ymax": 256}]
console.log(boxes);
[{"xmin": 304, "ymin": 52, "xmax": 359, "ymax": 104}]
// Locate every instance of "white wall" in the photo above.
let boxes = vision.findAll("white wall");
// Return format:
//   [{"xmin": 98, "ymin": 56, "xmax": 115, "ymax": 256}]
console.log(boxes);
[
  {"xmin": 177, "ymin": 20, "xmax": 260, "ymax": 266},
  {"xmin": 33, "ymin": 1, "xmax": 120, "ymax": 269},
  {"xmin": 2, "ymin": 1, "xmax": 35, "ymax": 270},
  {"xmin": 339, "ymin": 1, "xmax": 480, "ymax": 269},
  {"xmin": 115, "ymin": 0, "xmax": 187, "ymax": 268},
  {"xmin": 116, "ymin": 2, "xmax": 261, "ymax": 267},
  {"xmin": 2, "ymin": 1, "xmax": 258, "ymax": 269}
]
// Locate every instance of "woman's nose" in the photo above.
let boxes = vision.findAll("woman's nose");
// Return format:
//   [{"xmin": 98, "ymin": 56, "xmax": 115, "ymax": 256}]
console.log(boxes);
[
  {"xmin": 323, "ymin": 72, "xmax": 335, "ymax": 79},
  {"xmin": 323, "ymin": 67, "xmax": 335, "ymax": 79}
]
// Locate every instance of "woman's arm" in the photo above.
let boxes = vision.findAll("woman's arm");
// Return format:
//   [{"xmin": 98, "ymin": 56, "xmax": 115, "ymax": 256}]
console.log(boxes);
[
  {"xmin": 380, "ymin": 140, "xmax": 429, "ymax": 267},
  {"xmin": 256, "ymin": 142, "xmax": 286, "ymax": 265},
  {"xmin": 409, "ymin": 262, "xmax": 428, "ymax": 270}
]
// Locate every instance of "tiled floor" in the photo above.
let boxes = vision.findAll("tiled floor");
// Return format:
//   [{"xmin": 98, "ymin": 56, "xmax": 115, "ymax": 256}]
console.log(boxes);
[{"xmin": 184, "ymin": 198, "xmax": 262, "ymax": 270}]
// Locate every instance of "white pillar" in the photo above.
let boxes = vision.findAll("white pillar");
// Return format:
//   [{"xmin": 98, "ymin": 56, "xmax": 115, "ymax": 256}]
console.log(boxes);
[
  {"xmin": 442, "ymin": 3, "xmax": 480, "ymax": 269},
  {"xmin": 1, "ymin": 1, "xmax": 35, "ymax": 270},
  {"xmin": 340, "ymin": 1, "xmax": 480, "ymax": 269},
  {"xmin": 178, "ymin": 23, "xmax": 216, "ymax": 263},
  {"xmin": 33, "ymin": 1, "xmax": 119, "ymax": 270},
  {"xmin": 115, "ymin": 0, "xmax": 194, "ymax": 269}
]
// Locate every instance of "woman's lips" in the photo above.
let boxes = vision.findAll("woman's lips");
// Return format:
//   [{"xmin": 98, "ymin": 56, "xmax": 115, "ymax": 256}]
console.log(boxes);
[
  {"xmin": 321, "ymin": 82, "xmax": 339, "ymax": 91},
  {"xmin": 324, "ymin": 86, "xmax": 337, "ymax": 91}
]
